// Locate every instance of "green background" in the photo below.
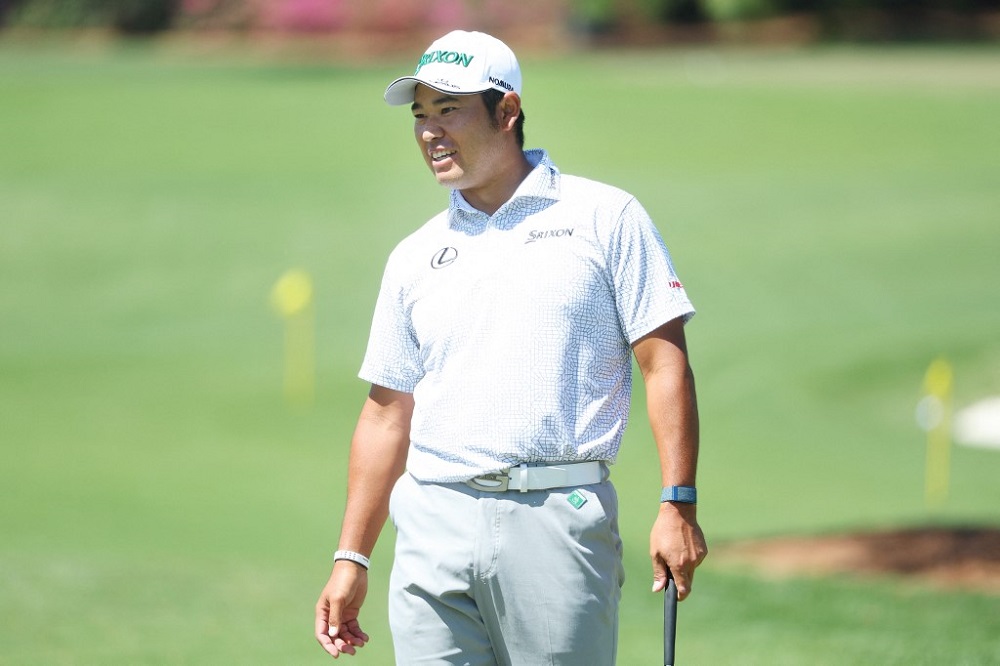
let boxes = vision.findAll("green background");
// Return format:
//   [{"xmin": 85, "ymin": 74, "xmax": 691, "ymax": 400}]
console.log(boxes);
[{"xmin": 2, "ymin": 42, "xmax": 999, "ymax": 663}]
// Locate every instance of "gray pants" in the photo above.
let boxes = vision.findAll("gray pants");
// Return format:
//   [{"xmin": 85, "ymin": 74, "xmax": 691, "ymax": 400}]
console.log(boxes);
[{"xmin": 387, "ymin": 472, "xmax": 624, "ymax": 666}]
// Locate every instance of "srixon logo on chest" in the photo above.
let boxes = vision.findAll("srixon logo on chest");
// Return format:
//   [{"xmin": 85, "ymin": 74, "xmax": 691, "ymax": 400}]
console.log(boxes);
[{"xmin": 525, "ymin": 228, "xmax": 574, "ymax": 244}]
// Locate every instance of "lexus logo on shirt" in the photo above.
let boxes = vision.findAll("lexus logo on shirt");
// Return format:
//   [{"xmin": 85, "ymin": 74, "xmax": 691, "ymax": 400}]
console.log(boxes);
[{"xmin": 431, "ymin": 247, "xmax": 458, "ymax": 269}]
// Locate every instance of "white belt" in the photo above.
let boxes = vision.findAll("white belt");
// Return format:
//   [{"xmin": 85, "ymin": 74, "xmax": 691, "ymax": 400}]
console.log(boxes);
[{"xmin": 466, "ymin": 462, "xmax": 606, "ymax": 493}]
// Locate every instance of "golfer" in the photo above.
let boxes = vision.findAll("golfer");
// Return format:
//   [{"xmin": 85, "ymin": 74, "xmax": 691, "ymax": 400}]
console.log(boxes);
[{"xmin": 315, "ymin": 29, "xmax": 707, "ymax": 664}]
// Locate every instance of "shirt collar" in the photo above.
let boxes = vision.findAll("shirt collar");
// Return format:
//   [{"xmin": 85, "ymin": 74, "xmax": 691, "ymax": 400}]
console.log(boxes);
[{"xmin": 449, "ymin": 149, "xmax": 560, "ymax": 225}]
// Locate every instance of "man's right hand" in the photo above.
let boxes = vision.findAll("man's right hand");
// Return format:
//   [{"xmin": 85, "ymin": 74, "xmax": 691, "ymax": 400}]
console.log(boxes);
[{"xmin": 314, "ymin": 561, "xmax": 370, "ymax": 658}]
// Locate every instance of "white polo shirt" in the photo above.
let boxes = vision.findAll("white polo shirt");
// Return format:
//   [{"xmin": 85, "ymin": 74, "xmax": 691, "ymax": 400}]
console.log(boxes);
[{"xmin": 360, "ymin": 150, "xmax": 694, "ymax": 482}]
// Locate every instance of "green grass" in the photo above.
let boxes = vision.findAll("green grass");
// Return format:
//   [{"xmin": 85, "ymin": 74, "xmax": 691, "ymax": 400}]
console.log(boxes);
[{"xmin": 2, "ymin": 40, "xmax": 1000, "ymax": 663}]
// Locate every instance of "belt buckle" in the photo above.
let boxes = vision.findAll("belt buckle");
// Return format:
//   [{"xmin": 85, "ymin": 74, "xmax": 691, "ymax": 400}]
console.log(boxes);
[{"xmin": 466, "ymin": 471, "xmax": 510, "ymax": 492}]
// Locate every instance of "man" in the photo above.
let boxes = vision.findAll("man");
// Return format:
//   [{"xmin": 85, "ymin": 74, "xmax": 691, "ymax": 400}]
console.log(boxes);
[{"xmin": 315, "ymin": 29, "xmax": 706, "ymax": 664}]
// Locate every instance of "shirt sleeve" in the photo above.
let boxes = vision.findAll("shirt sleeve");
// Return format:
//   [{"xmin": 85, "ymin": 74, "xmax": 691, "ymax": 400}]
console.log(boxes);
[
  {"xmin": 358, "ymin": 256, "xmax": 423, "ymax": 393},
  {"xmin": 609, "ymin": 197, "xmax": 695, "ymax": 344}
]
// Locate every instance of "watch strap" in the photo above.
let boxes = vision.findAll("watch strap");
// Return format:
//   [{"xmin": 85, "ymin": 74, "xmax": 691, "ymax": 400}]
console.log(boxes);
[
  {"xmin": 334, "ymin": 549, "xmax": 370, "ymax": 569},
  {"xmin": 660, "ymin": 485, "xmax": 697, "ymax": 504}
]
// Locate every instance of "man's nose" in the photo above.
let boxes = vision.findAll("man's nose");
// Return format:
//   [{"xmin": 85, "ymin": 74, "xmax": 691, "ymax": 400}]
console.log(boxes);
[{"xmin": 421, "ymin": 125, "xmax": 443, "ymax": 142}]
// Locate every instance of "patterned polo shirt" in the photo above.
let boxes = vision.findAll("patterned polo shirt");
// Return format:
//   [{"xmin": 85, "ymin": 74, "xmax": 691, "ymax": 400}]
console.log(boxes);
[{"xmin": 359, "ymin": 150, "xmax": 694, "ymax": 482}]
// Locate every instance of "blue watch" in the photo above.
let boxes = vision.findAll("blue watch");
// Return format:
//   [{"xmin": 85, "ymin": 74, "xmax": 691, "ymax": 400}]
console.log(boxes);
[{"xmin": 660, "ymin": 486, "xmax": 697, "ymax": 504}]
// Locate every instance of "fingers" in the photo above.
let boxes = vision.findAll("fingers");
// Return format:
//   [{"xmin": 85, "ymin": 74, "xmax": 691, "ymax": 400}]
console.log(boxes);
[
  {"xmin": 335, "ymin": 619, "xmax": 370, "ymax": 653},
  {"xmin": 345, "ymin": 619, "xmax": 370, "ymax": 645},
  {"xmin": 315, "ymin": 600, "xmax": 341, "ymax": 657},
  {"xmin": 316, "ymin": 598, "xmax": 369, "ymax": 658},
  {"xmin": 651, "ymin": 557, "xmax": 695, "ymax": 599},
  {"xmin": 670, "ymin": 566, "xmax": 694, "ymax": 601},
  {"xmin": 329, "ymin": 622, "xmax": 368, "ymax": 656},
  {"xmin": 650, "ymin": 510, "xmax": 708, "ymax": 601},
  {"xmin": 315, "ymin": 620, "xmax": 366, "ymax": 657},
  {"xmin": 651, "ymin": 556, "xmax": 668, "ymax": 593},
  {"xmin": 650, "ymin": 539, "xmax": 707, "ymax": 600},
  {"xmin": 315, "ymin": 565, "xmax": 372, "ymax": 658},
  {"xmin": 315, "ymin": 599, "xmax": 347, "ymax": 658}
]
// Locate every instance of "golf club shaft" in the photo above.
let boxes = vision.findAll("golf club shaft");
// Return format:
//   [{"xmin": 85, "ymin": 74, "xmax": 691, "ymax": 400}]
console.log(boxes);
[{"xmin": 664, "ymin": 576, "xmax": 677, "ymax": 666}]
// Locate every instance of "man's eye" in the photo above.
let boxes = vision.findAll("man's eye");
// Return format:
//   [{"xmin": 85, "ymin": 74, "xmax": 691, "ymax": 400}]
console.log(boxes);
[{"xmin": 413, "ymin": 113, "xmax": 426, "ymax": 120}]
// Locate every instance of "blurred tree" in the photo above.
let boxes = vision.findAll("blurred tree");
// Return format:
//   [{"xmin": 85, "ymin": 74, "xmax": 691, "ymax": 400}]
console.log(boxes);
[
  {"xmin": 0, "ymin": 0, "xmax": 14, "ymax": 25},
  {"xmin": 109, "ymin": 0, "xmax": 179, "ymax": 33},
  {"xmin": 3, "ymin": 0, "xmax": 177, "ymax": 30},
  {"xmin": 570, "ymin": 0, "xmax": 618, "ymax": 35},
  {"xmin": 657, "ymin": 0, "xmax": 710, "ymax": 23},
  {"xmin": 2, "ymin": 0, "xmax": 997, "ymax": 36},
  {"xmin": 702, "ymin": 0, "xmax": 783, "ymax": 21},
  {"xmin": 6, "ymin": 0, "xmax": 107, "ymax": 27},
  {"xmin": 810, "ymin": 0, "xmax": 1000, "ymax": 39}
]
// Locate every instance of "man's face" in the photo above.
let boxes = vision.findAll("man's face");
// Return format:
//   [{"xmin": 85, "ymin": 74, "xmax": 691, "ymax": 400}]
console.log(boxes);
[{"xmin": 411, "ymin": 84, "xmax": 506, "ymax": 193}]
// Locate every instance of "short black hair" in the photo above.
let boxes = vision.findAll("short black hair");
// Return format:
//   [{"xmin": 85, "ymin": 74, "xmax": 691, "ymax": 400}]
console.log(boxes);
[{"xmin": 481, "ymin": 88, "xmax": 525, "ymax": 148}]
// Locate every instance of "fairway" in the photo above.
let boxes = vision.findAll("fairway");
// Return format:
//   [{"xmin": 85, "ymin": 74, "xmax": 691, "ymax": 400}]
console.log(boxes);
[{"xmin": 2, "ymin": 41, "xmax": 1000, "ymax": 664}]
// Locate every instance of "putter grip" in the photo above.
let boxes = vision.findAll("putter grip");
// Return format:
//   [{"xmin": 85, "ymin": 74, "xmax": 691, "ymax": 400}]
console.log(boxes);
[{"xmin": 663, "ymin": 576, "xmax": 678, "ymax": 666}]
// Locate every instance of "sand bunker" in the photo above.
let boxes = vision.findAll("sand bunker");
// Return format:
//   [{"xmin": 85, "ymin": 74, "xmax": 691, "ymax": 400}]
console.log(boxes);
[{"xmin": 712, "ymin": 526, "xmax": 1000, "ymax": 594}]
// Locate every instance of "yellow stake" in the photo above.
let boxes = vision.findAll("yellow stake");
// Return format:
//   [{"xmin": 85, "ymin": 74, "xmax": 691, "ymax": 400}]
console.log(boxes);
[
  {"xmin": 919, "ymin": 358, "xmax": 953, "ymax": 508},
  {"xmin": 271, "ymin": 269, "xmax": 315, "ymax": 408}
]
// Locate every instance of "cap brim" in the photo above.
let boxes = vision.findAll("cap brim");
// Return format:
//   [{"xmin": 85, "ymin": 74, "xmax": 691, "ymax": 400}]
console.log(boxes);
[
  {"xmin": 383, "ymin": 76, "xmax": 493, "ymax": 106},
  {"xmin": 384, "ymin": 77, "xmax": 420, "ymax": 106}
]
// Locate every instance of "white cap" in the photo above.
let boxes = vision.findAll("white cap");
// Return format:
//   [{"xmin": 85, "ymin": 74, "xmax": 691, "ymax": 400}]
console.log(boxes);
[{"xmin": 384, "ymin": 30, "xmax": 522, "ymax": 106}]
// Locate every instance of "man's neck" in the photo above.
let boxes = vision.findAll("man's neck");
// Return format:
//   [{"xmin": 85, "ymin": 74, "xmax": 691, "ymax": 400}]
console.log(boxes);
[{"xmin": 460, "ymin": 152, "xmax": 534, "ymax": 216}]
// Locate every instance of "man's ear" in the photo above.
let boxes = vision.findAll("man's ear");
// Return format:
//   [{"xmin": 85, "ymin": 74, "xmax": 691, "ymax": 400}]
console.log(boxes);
[{"xmin": 497, "ymin": 92, "xmax": 522, "ymax": 132}]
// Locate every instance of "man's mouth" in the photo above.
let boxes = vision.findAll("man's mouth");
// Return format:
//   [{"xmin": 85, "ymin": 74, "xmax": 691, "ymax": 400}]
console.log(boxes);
[{"xmin": 431, "ymin": 149, "xmax": 456, "ymax": 162}]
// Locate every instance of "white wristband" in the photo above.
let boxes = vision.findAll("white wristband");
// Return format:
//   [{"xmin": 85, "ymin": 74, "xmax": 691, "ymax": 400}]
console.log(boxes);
[{"xmin": 334, "ymin": 550, "xmax": 370, "ymax": 569}]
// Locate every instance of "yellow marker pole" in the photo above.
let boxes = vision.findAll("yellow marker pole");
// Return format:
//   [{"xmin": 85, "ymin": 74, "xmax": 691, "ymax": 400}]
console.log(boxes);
[
  {"xmin": 919, "ymin": 358, "xmax": 953, "ymax": 508},
  {"xmin": 270, "ymin": 269, "xmax": 315, "ymax": 408}
]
